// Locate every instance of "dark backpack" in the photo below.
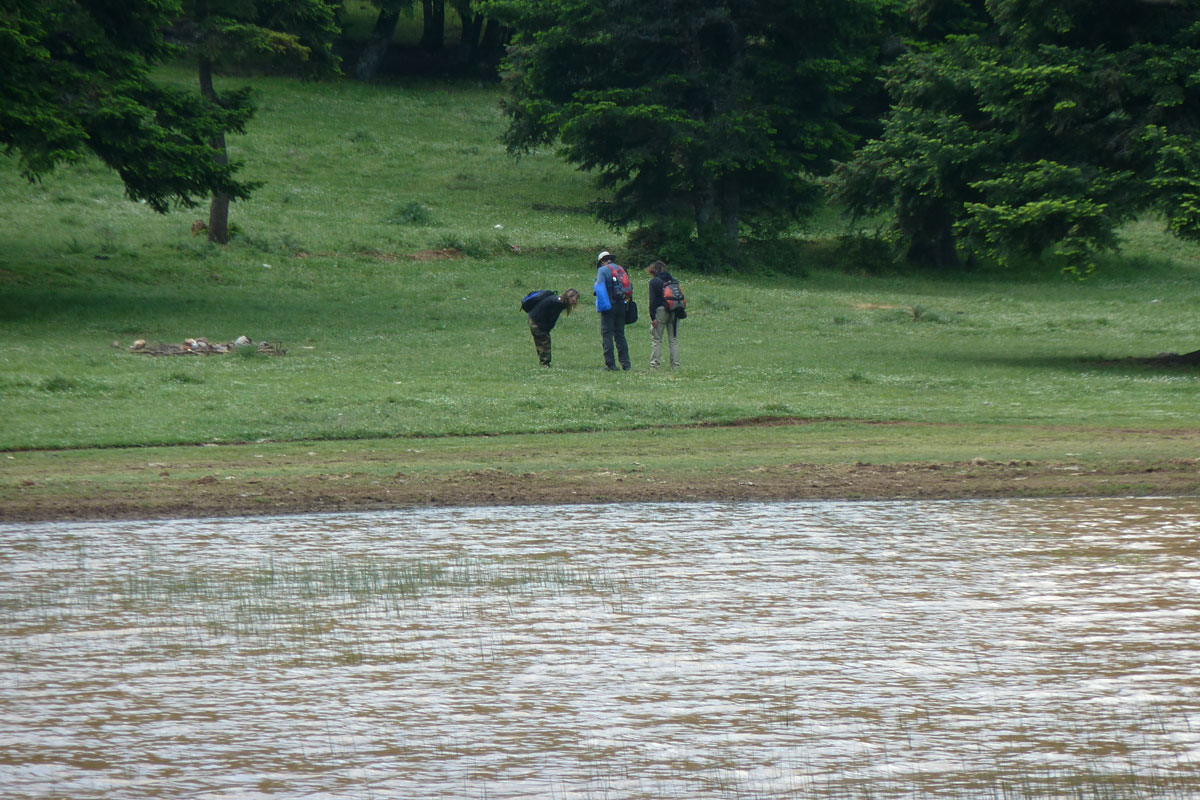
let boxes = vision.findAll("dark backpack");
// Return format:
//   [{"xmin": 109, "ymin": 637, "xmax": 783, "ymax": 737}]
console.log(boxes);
[
  {"xmin": 520, "ymin": 290, "xmax": 554, "ymax": 313},
  {"xmin": 662, "ymin": 279, "xmax": 686, "ymax": 312}
]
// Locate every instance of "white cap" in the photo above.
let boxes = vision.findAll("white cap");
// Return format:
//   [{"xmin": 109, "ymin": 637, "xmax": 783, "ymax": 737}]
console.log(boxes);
[{"xmin": 597, "ymin": 251, "xmax": 612, "ymax": 263}]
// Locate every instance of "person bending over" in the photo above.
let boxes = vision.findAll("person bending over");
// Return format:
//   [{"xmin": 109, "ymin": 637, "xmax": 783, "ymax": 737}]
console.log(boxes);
[{"xmin": 527, "ymin": 289, "xmax": 580, "ymax": 366}]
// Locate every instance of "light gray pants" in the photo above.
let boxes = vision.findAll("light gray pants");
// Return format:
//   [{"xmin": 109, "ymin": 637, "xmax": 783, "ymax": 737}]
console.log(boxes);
[{"xmin": 650, "ymin": 306, "xmax": 680, "ymax": 368}]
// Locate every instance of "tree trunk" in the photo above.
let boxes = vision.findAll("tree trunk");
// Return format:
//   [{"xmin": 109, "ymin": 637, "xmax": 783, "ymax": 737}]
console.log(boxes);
[
  {"xmin": 420, "ymin": 0, "xmax": 445, "ymax": 52},
  {"xmin": 207, "ymin": 181, "xmax": 231, "ymax": 245},
  {"xmin": 720, "ymin": 181, "xmax": 740, "ymax": 268},
  {"xmin": 456, "ymin": 1, "xmax": 482, "ymax": 46},
  {"xmin": 356, "ymin": 6, "xmax": 403, "ymax": 81},
  {"xmin": 198, "ymin": 55, "xmax": 231, "ymax": 245},
  {"xmin": 904, "ymin": 222, "xmax": 959, "ymax": 268},
  {"xmin": 899, "ymin": 196, "xmax": 960, "ymax": 268},
  {"xmin": 458, "ymin": 10, "xmax": 482, "ymax": 65},
  {"xmin": 694, "ymin": 177, "xmax": 717, "ymax": 235},
  {"xmin": 692, "ymin": 177, "xmax": 729, "ymax": 270},
  {"xmin": 478, "ymin": 17, "xmax": 507, "ymax": 68}
]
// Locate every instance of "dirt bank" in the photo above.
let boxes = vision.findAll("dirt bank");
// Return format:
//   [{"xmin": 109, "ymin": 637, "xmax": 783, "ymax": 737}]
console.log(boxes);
[{"xmin": 3, "ymin": 457, "xmax": 1197, "ymax": 522}]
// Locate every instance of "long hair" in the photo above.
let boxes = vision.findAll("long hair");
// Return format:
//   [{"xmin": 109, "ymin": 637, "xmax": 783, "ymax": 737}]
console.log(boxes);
[
  {"xmin": 645, "ymin": 260, "xmax": 666, "ymax": 276},
  {"xmin": 561, "ymin": 288, "xmax": 580, "ymax": 314}
]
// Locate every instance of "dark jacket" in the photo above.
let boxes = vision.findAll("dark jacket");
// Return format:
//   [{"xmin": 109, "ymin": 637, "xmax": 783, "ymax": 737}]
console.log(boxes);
[
  {"xmin": 528, "ymin": 295, "xmax": 570, "ymax": 332},
  {"xmin": 648, "ymin": 270, "xmax": 676, "ymax": 318}
]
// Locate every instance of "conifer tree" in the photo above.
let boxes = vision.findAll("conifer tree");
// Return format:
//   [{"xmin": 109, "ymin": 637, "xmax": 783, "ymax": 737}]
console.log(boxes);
[
  {"xmin": 486, "ymin": 0, "xmax": 887, "ymax": 268},
  {"xmin": 829, "ymin": 0, "xmax": 1200, "ymax": 272}
]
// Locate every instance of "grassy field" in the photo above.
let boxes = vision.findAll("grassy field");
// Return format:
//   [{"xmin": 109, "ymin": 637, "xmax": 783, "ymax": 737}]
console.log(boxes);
[{"xmin": 0, "ymin": 65, "xmax": 1197, "ymax": 517}]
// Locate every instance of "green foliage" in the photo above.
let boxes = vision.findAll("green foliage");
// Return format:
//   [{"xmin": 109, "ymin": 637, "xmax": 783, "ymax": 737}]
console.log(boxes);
[
  {"xmin": 175, "ymin": 0, "xmax": 343, "ymax": 77},
  {"xmin": 0, "ymin": 0, "xmax": 258, "ymax": 212},
  {"xmin": 961, "ymin": 160, "xmax": 1130, "ymax": 274},
  {"xmin": 1147, "ymin": 126, "xmax": 1200, "ymax": 243},
  {"xmin": 432, "ymin": 231, "xmax": 510, "ymax": 256},
  {"xmin": 904, "ymin": 0, "xmax": 990, "ymax": 38},
  {"xmin": 486, "ymin": 0, "xmax": 889, "ymax": 267},
  {"xmin": 623, "ymin": 217, "xmax": 740, "ymax": 273},
  {"xmin": 829, "ymin": 1, "xmax": 1200, "ymax": 273},
  {"xmin": 390, "ymin": 200, "xmax": 436, "ymax": 224}
]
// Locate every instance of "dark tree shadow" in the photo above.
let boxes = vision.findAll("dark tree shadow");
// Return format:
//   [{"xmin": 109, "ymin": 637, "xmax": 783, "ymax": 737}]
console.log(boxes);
[
  {"xmin": 1093, "ymin": 350, "xmax": 1200, "ymax": 368},
  {"xmin": 944, "ymin": 351, "xmax": 1199, "ymax": 374}
]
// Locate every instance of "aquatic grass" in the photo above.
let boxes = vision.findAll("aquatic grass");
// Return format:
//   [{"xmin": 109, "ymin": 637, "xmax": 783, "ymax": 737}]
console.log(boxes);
[{"xmin": 15, "ymin": 553, "xmax": 635, "ymax": 651}]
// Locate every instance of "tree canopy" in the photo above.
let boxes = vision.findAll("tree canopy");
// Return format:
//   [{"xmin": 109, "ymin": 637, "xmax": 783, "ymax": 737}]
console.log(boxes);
[
  {"xmin": 9, "ymin": 0, "xmax": 1200, "ymax": 272},
  {"xmin": 173, "ymin": 0, "xmax": 342, "ymax": 80},
  {"xmin": 1, "ymin": 0, "xmax": 255, "ymax": 212},
  {"xmin": 486, "ymin": 0, "xmax": 890, "ymax": 267},
  {"xmin": 828, "ymin": 0, "xmax": 1200, "ymax": 272}
]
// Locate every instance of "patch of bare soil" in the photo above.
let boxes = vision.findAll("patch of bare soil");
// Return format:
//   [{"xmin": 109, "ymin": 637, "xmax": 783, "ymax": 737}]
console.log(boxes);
[
  {"xmin": 3, "ymin": 458, "xmax": 1197, "ymax": 523},
  {"xmin": 406, "ymin": 248, "xmax": 464, "ymax": 261}
]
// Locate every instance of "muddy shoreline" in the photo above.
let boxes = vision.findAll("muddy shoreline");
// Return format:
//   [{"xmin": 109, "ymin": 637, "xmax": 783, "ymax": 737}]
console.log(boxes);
[{"xmin": 4, "ymin": 457, "xmax": 1196, "ymax": 523}]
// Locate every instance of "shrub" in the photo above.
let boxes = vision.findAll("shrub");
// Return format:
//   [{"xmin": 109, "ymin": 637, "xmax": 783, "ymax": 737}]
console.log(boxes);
[{"xmin": 390, "ymin": 201, "xmax": 435, "ymax": 226}]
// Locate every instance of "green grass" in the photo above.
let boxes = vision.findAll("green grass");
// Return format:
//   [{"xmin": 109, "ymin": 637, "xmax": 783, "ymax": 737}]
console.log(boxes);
[{"xmin": 0, "ymin": 64, "xmax": 1197, "ymax": 452}]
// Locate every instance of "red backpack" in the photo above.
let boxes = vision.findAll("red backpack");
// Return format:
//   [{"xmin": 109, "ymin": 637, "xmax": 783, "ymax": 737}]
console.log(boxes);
[
  {"xmin": 607, "ymin": 264, "xmax": 631, "ymax": 302},
  {"xmin": 662, "ymin": 279, "xmax": 686, "ymax": 311}
]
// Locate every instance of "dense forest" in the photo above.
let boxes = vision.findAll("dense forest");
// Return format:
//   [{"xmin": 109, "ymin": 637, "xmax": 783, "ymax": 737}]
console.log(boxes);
[{"xmin": 4, "ymin": 0, "xmax": 1200, "ymax": 273}]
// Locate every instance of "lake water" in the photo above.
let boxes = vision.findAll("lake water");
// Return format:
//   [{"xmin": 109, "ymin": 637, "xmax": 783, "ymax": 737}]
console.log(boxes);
[{"xmin": 1, "ymin": 498, "xmax": 1198, "ymax": 799}]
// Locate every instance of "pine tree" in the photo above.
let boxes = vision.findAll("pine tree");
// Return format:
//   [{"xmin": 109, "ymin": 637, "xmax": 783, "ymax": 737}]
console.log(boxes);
[
  {"xmin": 829, "ymin": 0, "xmax": 1200, "ymax": 272},
  {"xmin": 486, "ymin": 0, "xmax": 887, "ymax": 268}
]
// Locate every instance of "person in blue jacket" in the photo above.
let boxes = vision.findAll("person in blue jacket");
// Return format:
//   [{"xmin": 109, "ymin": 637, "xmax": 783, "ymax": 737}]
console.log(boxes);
[{"xmin": 593, "ymin": 250, "xmax": 631, "ymax": 370}]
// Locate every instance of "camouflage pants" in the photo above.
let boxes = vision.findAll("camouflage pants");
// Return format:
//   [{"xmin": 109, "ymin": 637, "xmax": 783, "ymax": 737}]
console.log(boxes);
[{"xmin": 529, "ymin": 317, "xmax": 552, "ymax": 365}]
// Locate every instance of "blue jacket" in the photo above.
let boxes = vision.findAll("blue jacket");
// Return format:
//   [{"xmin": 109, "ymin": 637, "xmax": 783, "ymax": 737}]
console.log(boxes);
[
  {"xmin": 594, "ymin": 263, "xmax": 626, "ymax": 312},
  {"xmin": 594, "ymin": 265, "xmax": 612, "ymax": 311}
]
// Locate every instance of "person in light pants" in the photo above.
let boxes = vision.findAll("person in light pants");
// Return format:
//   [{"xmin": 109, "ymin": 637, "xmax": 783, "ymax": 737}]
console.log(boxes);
[{"xmin": 646, "ymin": 260, "xmax": 681, "ymax": 369}]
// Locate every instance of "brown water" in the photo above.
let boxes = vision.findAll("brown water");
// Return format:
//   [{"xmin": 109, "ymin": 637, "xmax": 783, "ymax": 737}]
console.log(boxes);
[{"xmin": 1, "ymin": 498, "xmax": 1198, "ymax": 799}]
